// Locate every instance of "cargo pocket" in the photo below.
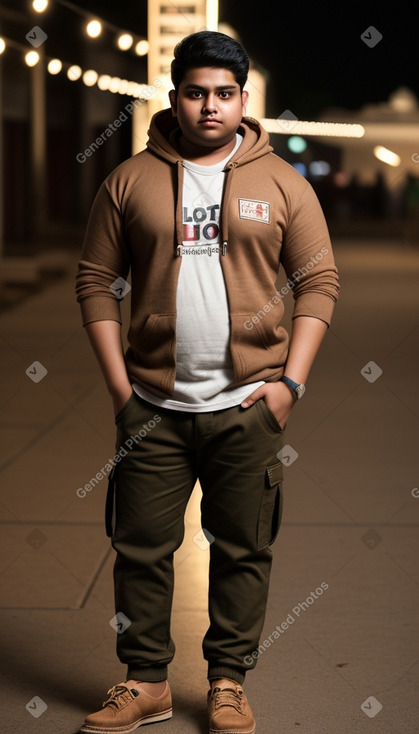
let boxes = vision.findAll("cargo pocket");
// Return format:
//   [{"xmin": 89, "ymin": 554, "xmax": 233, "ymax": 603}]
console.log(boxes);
[
  {"xmin": 105, "ymin": 464, "xmax": 117, "ymax": 538},
  {"xmin": 257, "ymin": 462, "xmax": 283, "ymax": 549}
]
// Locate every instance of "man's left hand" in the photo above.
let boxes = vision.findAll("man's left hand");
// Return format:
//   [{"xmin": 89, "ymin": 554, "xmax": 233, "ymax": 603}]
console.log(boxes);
[{"xmin": 241, "ymin": 382, "xmax": 295, "ymax": 430}]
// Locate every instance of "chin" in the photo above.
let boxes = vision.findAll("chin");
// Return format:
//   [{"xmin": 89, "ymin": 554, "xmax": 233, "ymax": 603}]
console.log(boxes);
[{"xmin": 195, "ymin": 134, "xmax": 224, "ymax": 145}]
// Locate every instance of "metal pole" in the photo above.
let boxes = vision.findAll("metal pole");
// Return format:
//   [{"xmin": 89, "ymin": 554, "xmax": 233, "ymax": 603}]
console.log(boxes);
[
  {"xmin": 0, "ymin": 32, "xmax": 4, "ymax": 258},
  {"xmin": 29, "ymin": 48, "xmax": 47, "ymax": 241}
]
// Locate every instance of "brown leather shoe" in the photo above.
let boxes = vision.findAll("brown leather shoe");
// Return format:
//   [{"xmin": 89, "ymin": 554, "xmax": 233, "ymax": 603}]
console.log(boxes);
[
  {"xmin": 79, "ymin": 681, "xmax": 172, "ymax": 733},
  {"xmin": 208, "ymin": 679, "xmax": 256, "ymax": 734}
]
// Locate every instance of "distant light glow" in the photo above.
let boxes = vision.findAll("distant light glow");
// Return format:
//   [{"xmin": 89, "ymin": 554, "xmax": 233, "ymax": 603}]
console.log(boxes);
[
  {"xmin": 288, "ymin": 136, "xmax": 307, "ymax": 153},
  {"xmin": 117, "ymin": 33, "xmax": 133, "ymax": 50},
  {"xmin": 373, "ymin": 145, "xmax": 401, "ymax": 167},
  {"xmin": 292, "ymin": 163, "xmax": 307, "ymax": 177},
  {"xmin": 47, "ymin": 58, "xmax": 62, "ymax": 75},
  {"xmin": 32, "ymin": 0, "xmax": 48, "ymax": 11},
  {"xmin": 389, "ymin": 87, "xmax": 417, "ymax": 113},
  {"xmin": 334, "ymin": 172, "xmax": 349, "ymax": 187},
  {"xmin": 135, "ymin": 40, "xmax": 149, "ymax": 56},
  {"xmin": 25, "ymin": 50, "xmax": 40, "ymax": 67},
  {"xmin": 309, "ymin": 161, "xmax": 331, "ymax": 177},
  {"xmin": 262, "ymin": 119, "xmax": 365, "ymax": 138},
  {"xmin": 86, "ymin": 20, "xmax": 102, "ymax": 38},
  {"xmin": 67, "ymin": 64, "xmax": 82, "ymax": 81},
  {"xmin": 0, "ymin": 37, "xmax": 5, "ymax": 55},
  {"xmin": 83, "ymin": 69, "xmax": 98, "ymax": 87}
]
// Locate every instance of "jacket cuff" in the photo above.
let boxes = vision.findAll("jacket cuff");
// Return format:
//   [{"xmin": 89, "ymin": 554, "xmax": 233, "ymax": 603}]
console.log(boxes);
[
  {"xmin": 292, "ymin": 292, "xmax": 337, "ymax": 326},
  {"xmin": 80, "ymin": 296, "xmax": 122, "ymax": 326}
]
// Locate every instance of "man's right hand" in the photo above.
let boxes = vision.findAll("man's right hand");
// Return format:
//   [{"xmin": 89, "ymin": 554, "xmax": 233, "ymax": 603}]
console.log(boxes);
[
  {"xmin": 112, "ymin": 385, "xmax": 134, "ymax": 416},
  {"xmin": 85, "ymin": 321, "xmax": 134, "ymax": 418}
]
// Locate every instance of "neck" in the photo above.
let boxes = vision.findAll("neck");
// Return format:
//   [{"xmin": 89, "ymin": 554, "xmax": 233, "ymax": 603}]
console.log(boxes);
[{"xmin": 176, "ymin": 135, "xmax": 237, "ymax": 165}]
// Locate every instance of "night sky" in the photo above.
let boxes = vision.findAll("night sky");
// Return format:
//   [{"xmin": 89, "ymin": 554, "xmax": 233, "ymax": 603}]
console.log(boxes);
[
  {"xmin": 62, "ymin": 0, "xmax": 419, "ymax": 119},
  {"xmin": 220, "ymin": 1, "xmax": 419, "ymax": 117}
]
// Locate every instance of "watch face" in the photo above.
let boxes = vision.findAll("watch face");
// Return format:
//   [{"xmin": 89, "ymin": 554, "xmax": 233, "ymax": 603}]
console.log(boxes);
[{"xmin": 296, "ymin": 384, "xmax": 306, "ymax": 399}]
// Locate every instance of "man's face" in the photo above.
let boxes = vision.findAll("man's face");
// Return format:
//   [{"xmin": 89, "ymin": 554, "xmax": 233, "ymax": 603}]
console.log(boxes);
[{"xmin": 169, "ymin": 67, "xmax": 248, "ymax": 150}]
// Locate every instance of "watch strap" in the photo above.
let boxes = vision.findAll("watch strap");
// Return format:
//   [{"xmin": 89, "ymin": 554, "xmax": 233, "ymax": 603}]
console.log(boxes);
[{"xmin": 280, "ymin": 375, "xmax": 306, "ymax": 399}]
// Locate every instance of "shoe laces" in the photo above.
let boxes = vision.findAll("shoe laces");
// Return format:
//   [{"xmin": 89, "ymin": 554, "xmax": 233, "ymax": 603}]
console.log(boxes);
[
  {"xmin": 102, "ymin": 684, "xmax": 139, "ymax": 710},
  {"xmin": 212, "ymin": 686, "xmax": 244, "ymax": 713}
]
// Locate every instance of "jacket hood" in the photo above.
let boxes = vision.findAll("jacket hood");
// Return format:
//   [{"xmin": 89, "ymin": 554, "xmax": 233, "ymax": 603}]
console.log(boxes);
[
  {"xmin": 146, "ymin": 108, "xmax": 274, "ymax": 256},
  {"xmin": 146, "ymin": 108, "xmax": 274, "ymax": 167}
]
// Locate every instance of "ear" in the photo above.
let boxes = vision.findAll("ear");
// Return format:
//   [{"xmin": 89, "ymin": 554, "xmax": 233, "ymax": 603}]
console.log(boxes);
[
  {"xmin": 169, "ymin": 89, "xmax": 177, "ymax": 116},
  {"xmin": 241, "ymin": 90, "xmax": 249, "ymax": 115}
]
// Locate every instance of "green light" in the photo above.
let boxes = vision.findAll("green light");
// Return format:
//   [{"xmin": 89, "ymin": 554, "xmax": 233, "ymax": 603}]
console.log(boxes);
[{"xmin": 287, "ymin": 136, "xmax": 307, "ymax": 153}]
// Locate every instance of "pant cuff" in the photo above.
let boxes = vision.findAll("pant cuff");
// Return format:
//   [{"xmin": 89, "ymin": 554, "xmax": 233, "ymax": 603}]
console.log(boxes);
[
  {"xmin": 208, "ymin": 665, "xmax": 245, "ymax": 685},
  {"xmin": 127, "ymin": 664, "xmax": 168, "ymax": 682}
]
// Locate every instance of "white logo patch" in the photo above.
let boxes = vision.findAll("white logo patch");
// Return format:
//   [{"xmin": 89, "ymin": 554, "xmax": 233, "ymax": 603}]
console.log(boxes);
[{"xmin": 238, "ymin": 198, "xmax": 270, "ymax": 224}]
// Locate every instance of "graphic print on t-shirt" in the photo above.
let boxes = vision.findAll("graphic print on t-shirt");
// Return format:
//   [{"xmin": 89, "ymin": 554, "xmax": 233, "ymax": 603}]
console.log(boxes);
[{"xmin": 182, "ymin": 191, "xmax": 221, "ymax": 256}]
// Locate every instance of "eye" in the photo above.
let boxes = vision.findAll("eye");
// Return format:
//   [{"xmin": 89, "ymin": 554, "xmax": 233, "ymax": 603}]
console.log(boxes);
[
  {"xmin": 219, "ymin": 91, "xmax": 232, "ymax": 99},
  {"xmin": 190, "ymin": 90, "xmax": 203, "ymax": 99}
]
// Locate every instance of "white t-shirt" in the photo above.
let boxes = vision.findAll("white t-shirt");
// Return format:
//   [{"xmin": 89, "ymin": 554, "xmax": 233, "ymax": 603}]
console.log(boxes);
[{"xmin": 134, "ymin": 134, "xmax": 264, "ymax": 412}]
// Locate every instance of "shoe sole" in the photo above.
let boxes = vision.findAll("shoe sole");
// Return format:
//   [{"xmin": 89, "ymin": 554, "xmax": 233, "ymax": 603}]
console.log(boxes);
[
  {"xmin": 209, "ymin": 727, "xmax": 255, "ymax": 734},
  {"xmin": 80, "ymin": 707, "xmax": 172, "ymax": 733}
]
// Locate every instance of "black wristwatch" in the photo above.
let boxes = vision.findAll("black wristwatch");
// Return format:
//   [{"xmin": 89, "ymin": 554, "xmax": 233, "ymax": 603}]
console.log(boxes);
[{"xmin": 280, "ymin": 375, "xmax": 306, "ymax": 400}]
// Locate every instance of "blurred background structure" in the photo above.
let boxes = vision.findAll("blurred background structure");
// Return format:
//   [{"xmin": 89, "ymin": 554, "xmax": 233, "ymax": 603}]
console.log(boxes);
[
  {"xmin": 0, "ymin": 4, "xmax": 419, "ymax": 733},
  {"xmin": 0, "ymin": 0, "xmax": 418, "ymax": 290}
]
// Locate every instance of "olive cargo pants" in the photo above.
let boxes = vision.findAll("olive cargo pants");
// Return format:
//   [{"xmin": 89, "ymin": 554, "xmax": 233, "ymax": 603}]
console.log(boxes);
[{"xmin": 106, "ymin": 391, "xmax": 284, "ymax": 685}]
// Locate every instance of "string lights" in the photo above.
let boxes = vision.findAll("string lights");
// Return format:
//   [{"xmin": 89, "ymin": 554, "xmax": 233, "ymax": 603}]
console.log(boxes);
[
  {"xmin": 0, "ymin": 34, "xmax": 155, "ymax": 99},
  {"xmin": 0, "ymin": 0, "xmax": 152, "ymax": 97},
  {"xmin": 30, "ymin": 0, "xmax": 149, "ymax": 56},
  {"xmin": 0, "ymin": 0, "xmax": 151, "ymax": 95},
  {"xmin": 261, "ymin": 118, "xmax": 365, "ymax": 139}
]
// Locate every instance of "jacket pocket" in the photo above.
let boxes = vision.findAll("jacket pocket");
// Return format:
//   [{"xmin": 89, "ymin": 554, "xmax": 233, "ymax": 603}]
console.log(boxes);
[
  {"xmin": 257, "ymin": 462, "xmax": 283, "ymax": 549},
  {"xmin": 127, "ymin": 313, "xmax": 176, "ymax": 394},
  {"xmin": 229, "ymin": 312, "xmax": 288, "ymax": 381},
  {"xmin": 130, "ymin": 313, "xmax": 176, "ymax": 365}
]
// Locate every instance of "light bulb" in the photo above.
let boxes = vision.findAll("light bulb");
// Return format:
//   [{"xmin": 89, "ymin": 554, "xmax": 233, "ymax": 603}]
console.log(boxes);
[
  {"xmin": 117, "ymin": 33, "xmax": 133, "ymax": 51},
  {"xmin": 109, "ymin": 77, "xmax": 120, "ymax": 93},
  {"xmin": 98, "ymin": 74, "xmax": 112, "ymax": 91},
  {"xmin": 25, "ymin": 51, "xmax": 40, "ymax": 67},
  {"xmin": 48, "ymin": 58, "xmax": 62, "ymax": 75},
  {"xmin": 86, "ymin": 20, "xmax": 102, "ymax": 38},
  {"xmin": 135, "ymin": 40, "xmax": 149, "ymax": 56},
  {"xmin": 67, "ymin": 65, "xmax": 82, "ymax": 81},
  {"xmin": 33, "ymin": 0, "xmax": 48, "ymax": 12},
  {"xmin": 83, "ymin": 69, "xmax": 99, "ymax": 87}
]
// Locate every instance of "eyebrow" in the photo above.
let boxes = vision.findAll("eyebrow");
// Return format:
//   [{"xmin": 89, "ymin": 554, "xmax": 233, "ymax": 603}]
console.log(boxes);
[{"xmin": 183, "ymin": 84, "xmax": 238, "ymax": 91}]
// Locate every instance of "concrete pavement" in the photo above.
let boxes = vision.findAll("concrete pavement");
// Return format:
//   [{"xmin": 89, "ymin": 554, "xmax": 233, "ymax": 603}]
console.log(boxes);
[{"xmin": 0, "ymin": 238, "xmax": 418, "ymax": 733}]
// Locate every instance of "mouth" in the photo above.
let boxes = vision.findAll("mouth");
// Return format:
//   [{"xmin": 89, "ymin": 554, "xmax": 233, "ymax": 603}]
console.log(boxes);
[{"xmin": 198, "ymin": 119, "xmax": 221, "ymax": 125}]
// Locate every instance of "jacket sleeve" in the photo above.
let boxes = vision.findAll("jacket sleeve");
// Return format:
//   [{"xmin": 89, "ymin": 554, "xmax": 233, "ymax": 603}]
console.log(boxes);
[
  {"xmin": 280, "ymin": 181, "xmax": 339, "ymax": 326},
  {"xmin": 75, "ymin": 178, "xmax": 131, "ymax": 326}
]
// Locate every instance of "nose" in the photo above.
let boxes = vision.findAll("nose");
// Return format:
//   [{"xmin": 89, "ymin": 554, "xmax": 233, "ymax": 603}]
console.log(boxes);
[{"xmin": 202, "ymin": 94, "xmax": 217, "ymax": 113}]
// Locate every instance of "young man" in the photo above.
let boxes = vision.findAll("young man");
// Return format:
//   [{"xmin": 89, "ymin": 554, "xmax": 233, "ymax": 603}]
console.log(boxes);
[{"xmin": 76, "ymin": 30, "xmax": 339, "ymax": 734}]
